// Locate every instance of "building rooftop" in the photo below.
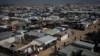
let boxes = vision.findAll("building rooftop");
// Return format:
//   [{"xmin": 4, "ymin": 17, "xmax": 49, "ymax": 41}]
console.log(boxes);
[
  {"xmin": 59, "ymin": 45, "xmax": 99, "ymax": 56},
  {"xmin": 45, "ymin": 29, "xmax": 60, "ymax": 35},
  {"xmin": 36, "ymin": 35, "xmax": 57, "ymax": 45},
  {"xmin": 25, "ymin": 31, "xmax": 45, "ymax": 37},
  {"xmin": 0, "ymin": 31, "xmax": 14, "ymax": 41},
  {"xmin": 72, "ymin": 41, "xmax": 95, "ymax": 50},
  {"xmin": 0, "ymin": 42, "xmax": 13, "ymax": 49}
]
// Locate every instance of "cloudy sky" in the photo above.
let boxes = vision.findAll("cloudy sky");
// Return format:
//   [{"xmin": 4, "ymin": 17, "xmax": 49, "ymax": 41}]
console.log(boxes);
[{"xmin": 0, "ymin": 0, "xmax": 100, "ymax": 4}]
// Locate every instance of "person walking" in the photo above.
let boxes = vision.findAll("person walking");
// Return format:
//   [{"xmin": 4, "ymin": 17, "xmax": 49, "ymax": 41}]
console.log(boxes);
[
  {"xmin": 63, "ymin": 42, "xmax": 66, "ymax": 46},
  {"xmin": 74, "ymin": 36, "xmax": 76, "ymax": 40},
  {"xmin": 54, "ymin": 45, "xmax": 57, "ymax": 51}
]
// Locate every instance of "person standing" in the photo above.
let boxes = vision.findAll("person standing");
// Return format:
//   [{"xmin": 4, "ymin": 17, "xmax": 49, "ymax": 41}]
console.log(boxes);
[
  {"xmin": 37, "ymin": 46, "xmax": 40, "ymax": 54},
  {"xmin": 95, "ymin": 25, "xmax": 96, "ymax": 28}
]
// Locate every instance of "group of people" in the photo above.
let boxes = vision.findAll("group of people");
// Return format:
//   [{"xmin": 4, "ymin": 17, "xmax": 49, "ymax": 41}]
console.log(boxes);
[{"xmin": 17, "ymin": 45, "xmax": 40, "ymax": 56}]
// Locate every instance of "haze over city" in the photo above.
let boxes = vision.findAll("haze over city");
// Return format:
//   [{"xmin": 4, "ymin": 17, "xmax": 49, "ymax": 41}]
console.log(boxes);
[{"xmin": 0, "ymin": 0, "xmax": 100, "ymax": 4}]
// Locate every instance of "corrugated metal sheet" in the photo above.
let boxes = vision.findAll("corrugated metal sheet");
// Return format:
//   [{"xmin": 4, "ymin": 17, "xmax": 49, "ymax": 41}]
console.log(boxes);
[
  {"xmin": 45, "ymin": 29, "xmax": 60, "ymax": 35},
  {"xmin": 72, "ymin": 41, "xmax": 95, "ymax": 50},
  {"xmin": 59, "ymin": 45, "xmax": 99, "ymax": 56},
  {"xmin": 0, "ymin": 31, "xmax": 14, "ymax": 41},
  {"xmin": 36, "ymin": 35, "xmax": 57, "ymax": 45}
]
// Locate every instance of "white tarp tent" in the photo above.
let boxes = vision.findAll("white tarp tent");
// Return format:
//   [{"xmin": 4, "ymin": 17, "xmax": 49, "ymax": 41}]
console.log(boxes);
[
  {"xmin": 30, "ymin": 40, "xmax": 43, "ymax": 46},
  {"xmin": 36, "ymin": 35, "xmax": 57, "ymax": 45}
]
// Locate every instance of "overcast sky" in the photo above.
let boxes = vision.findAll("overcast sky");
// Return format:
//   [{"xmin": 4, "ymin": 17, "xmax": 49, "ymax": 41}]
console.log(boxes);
[{"xmin": 0, "ymin": 0, "xmax": 100, "ymax": 4}]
